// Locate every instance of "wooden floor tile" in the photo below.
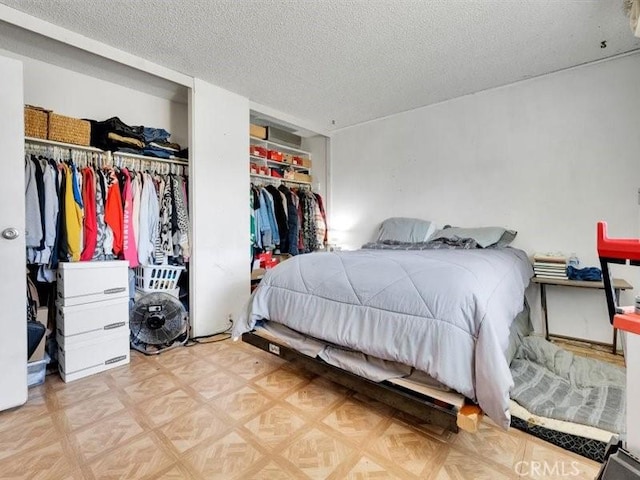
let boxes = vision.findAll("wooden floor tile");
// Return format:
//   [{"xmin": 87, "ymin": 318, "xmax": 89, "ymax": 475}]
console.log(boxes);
[
  {"xmin": 87, "ymin": 433, "xmax": 174, "ymax": 480},
  {"xmin": 211, "ymin": 385, "xmax": 273, "ymax": 421},
  {"xmin": 434, "ymin": 449, "xmax": 513, "ymax": 480},
  {"xmin": 285, "ymin": 377, "xmax": 345, "ymax": 415},
  {"xmin": 0, "ymin": 413, "xmax": 59, "ymax": 461},
  {"xmin": 0, "ymin": 441, "xmax": 75, "ymax": 480},
  {"xmin": 322, "ymin": 398, "xmax": 387, "ymax": 443},
  {"xmin": 139, "ymin": 388, "xmax": 201, "ymax": 427},
  {"xmin": 56, "ymin": 391, "xmax": 126, "ymax": 431},
  {"xmin": 366, "ymin": 420, "xmax": 444, "ymax": 477},
  {"xmin": 183, "ymin": 431, "xmax": 262, "ymax": 479},
  {"xmin": 72, "ymin": 410, "xmax": 146, "ymax": 462},
  {"xmin": 254, "ymin": 367, "xmax": 309, "ymax": 396},
  {"xmin": 123, "ymin": 372, "xmax": 181, "ymax": 403},
  {"xmin": 189, "ymin": 370, "xmax": 245, "ymax": 400},
  {"xmin": 157, "ymin": 405, "xmax": 229, "ymax": 453},
  {"xmin": 245, "ymin": 460, "xmax": 301, "ymax": 480},
  {"xmin": 451, "ymin": 420, "xmax": 526, "ymax": 470},
  {"xmin": 282, "ymin": 427, "xmax": 354, "ymax": 479},
  {"xmin": 242, "ymin": 403, "xmax": 307, "ymax": 448},
  {"xmin": 344, "ymin": 455, "xmax": 407, "ymax": 479}
]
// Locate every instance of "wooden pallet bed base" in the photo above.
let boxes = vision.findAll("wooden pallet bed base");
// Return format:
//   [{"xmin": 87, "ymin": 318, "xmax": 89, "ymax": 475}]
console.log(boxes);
[{"xmin": 241, "ymin": 331, "xmax": 482, "ymax": 433}]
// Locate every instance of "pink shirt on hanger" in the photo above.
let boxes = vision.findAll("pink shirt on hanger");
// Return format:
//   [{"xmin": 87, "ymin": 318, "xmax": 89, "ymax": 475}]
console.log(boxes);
[{"xmin": 121, "ymin": 168, "xmax": 139, "ymax": 268}]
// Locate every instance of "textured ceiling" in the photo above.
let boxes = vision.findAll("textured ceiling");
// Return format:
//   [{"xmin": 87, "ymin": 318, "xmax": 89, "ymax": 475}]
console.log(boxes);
[{"xmin": 1, "ymin": 0, "xmax": 639, "ymax": 132}]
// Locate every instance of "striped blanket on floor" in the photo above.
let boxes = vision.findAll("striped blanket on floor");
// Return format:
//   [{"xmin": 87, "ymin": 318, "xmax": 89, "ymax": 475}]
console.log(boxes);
[{"xmin": 510, "ymin": 336, "xmax": 625, "ymax": 434}]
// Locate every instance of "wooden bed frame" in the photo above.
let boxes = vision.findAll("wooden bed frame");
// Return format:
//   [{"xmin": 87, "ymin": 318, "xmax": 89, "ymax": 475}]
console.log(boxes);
[{"xmin": 242, "ymin": 330, "xmax": 483, "ymax": 433}]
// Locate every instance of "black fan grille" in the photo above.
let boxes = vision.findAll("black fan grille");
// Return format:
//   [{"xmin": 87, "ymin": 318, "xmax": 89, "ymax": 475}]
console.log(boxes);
[{"xmin": 130, "ymin": 292, "xmax": 187, "ymax": 346}]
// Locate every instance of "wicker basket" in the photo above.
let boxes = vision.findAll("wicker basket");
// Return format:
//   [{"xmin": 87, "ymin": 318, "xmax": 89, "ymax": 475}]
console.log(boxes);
[
  {"xmin": 48, "ymin": 113, "xmax": 91, "ymax": 146},
  {"xmin": 24, "ymin": 105, "xmax": 50, "ymax": 139}
]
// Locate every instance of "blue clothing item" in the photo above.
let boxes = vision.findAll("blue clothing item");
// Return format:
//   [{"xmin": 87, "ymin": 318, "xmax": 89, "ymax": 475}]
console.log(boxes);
[
  {"xmin": 142, "ymin": 127, "xmax": 171, "ymax": 144},
  {"xmin": 142, "ymin": 147, "xmax": 172, "ymax": 159},
  {"xmin": 257, "ymin": 191, "xmax": 272, "ymax": 249},
  {"xmin": 567, "ymin": 265, "xmax": 602, "ymax": 281},
  {"xmin": 259, "ymin": 189, "xmax": 280, "ymax": 247},
  {"xmin": 117, "ymin": 147, "xmax": 143, "ymax": 155},
  {"xmin": 71, "ymin": 163, "xmax": 83, "ymax": 209}
]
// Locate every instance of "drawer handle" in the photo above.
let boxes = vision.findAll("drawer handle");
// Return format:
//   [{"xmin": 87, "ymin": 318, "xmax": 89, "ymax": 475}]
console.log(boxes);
[
  {"xmin": 105, "ymin": 355, "xmax": 127, "ymax": 365},
  {"xmin": 104, "ymin": 287, "xmax": 126, "ymax": 295},
  {"xmin": 104, "ymin": 322, "xmax": 126, "ymax": 330}
]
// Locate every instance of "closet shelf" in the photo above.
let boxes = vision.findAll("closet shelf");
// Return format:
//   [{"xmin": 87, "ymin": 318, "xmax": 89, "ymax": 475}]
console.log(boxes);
[
  {"xmin": 250, "ymin": 172, "xmax": 311, "ymax": 185},
  {"xmin": 25, "ymin": 136, "xmax": 189, "ymax": 165},
  {"xmin": 250, "ymin": 136, "xmax": 311, "ymax": 156},
  {"xmin": 250, "ymin": 155, "xmax": 309, "ymax": 172}
]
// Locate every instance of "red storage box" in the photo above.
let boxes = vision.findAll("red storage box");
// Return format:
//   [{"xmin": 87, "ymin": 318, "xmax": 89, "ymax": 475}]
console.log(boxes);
[
  {"xmin": 267, "ymin": 150, "xmax": 284, "ymax": 161},
  {"xmin": 250, "ymin": 145, "xmax": 267, "ymax": 157}
]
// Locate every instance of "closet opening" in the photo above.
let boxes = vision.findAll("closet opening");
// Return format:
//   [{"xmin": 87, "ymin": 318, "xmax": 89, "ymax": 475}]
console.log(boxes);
[
  {"xmin": 16, "ymin": 45, "xmax": 191, "ymax": 381},
  {"xmin": 249, "ymin": 110, "xmax": 330, "ymax": 290}
]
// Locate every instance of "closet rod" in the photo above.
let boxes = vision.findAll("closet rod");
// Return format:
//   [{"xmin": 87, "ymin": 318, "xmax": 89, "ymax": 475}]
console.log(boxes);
[
  {"xmin": 25, "ymin": 136, "xmax": 189, "ymax": 166},
  {"xmin": 250, "ymin": 172, "xmax": 311, "ymax": 186},
  {"xmin": 25, "ymin": 136, "xmax": 101, "ymax": 153}
]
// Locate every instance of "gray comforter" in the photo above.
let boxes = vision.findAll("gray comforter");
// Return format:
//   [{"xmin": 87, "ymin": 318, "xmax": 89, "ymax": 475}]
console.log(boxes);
[{"xmin": 233, "ymin": 247, "xmax": 533, "ymax": 428}]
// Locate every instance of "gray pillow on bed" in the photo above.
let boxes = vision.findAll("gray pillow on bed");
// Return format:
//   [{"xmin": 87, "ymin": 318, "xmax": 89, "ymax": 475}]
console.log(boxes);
[
  {"xmin": 377, "ymin": 217, "xmax": 437, "ymax": 243},
  {"xmin": 432, "ymin": 226, "xmax": 517, "ymax": 248}
]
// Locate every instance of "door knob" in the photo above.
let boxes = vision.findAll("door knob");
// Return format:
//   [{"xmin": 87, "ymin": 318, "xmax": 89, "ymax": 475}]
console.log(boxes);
[{"xmin": 1, "ymin": 228, "xmax": 19, "ymax": 240}]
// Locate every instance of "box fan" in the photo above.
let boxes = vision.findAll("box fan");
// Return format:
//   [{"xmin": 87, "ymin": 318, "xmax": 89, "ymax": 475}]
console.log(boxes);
[{"xmin": 130, "ymin": 291, "xmax": 188, "ymax": 354}]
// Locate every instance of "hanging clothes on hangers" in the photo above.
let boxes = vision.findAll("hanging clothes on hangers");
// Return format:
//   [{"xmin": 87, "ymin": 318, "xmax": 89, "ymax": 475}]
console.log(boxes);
[
  {"xmin": 104, "ymin": 168, "xmax": 124, "ymax": 257},
  {"xmin": 80, "ymin": 167, "xmax": 97, "ymax": 261},
  {"xmin": 138, "ymin": 172, "xmax": 160, "ymax": 265},
  {"xmin": 24, "ymin": 140, "xmax": 190, "ymax": 271},
  {"xmin": 121, "ymin": 167, "xmax": 139, "ymax": 268},
  {"xmin": 92, "ymin": 167, "xmax": 109, "ymax": 261},
  {"xmin": 278, "ymin": 184, "xmax": 299, "ymax": 256},
  {"xmin": 25, "ymin": 155, "xmax": 43, "ymax": 251},
  {"xmin": 63, "ymin": 162, "xmax": 84, "ymax": 262}
]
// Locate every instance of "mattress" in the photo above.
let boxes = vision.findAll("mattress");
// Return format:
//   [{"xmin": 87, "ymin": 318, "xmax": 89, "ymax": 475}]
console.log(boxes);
[{"xmin": 234, "ymin": 247, "xmax": 533, "ymax": 427}]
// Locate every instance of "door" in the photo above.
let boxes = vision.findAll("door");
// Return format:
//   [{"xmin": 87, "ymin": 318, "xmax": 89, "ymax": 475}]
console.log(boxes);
[{"xmin": 0, "ymin": 54, "xmax": 27, "ymax": 410}]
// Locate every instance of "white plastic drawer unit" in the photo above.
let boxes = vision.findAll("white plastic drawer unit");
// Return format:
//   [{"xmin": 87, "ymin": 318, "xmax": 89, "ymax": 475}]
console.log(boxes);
[
  {"xmin": 56, "ymin": 297, "xmax": 129, "ymax": 343},
  {"xmin": 57, "ymin": 260, "xmax": 129, "ymax": 305},
  {"xmin": 57, "ymin": 328, "xmax": 130, "ymax": 383}
]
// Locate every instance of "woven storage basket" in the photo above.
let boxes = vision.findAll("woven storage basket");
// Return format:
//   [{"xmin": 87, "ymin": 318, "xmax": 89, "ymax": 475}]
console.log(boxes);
[
  {"xmin": 48, "ymin": 113, "xmax": 91, "ymax": 146},
  {"xmin": 24, "ymin": 105, "xmax": 50, "ymax": 139}
]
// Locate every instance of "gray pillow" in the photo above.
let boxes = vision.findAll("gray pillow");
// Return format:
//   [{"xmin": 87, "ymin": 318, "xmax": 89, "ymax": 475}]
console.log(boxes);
[
  {"xmin": 432, "ymin": 226, "xmax": 517, "ymax": 248},
  {"xmin": 377, "ymin": 217, "xmax": 437, "ymax": 243}
]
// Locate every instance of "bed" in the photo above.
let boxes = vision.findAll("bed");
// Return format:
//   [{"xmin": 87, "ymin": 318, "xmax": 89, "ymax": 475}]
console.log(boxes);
[{"xmin": 233, "ymin": 220, "xmax": 533, "ymax": 430}]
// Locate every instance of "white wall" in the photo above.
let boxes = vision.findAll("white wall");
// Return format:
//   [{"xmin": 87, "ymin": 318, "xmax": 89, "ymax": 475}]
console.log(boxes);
[
  {"xmin": 1, "ymin": 50, "xmax": 188, "ymax": 147},
  {"xmin": 330, "ymin": 53, "xmax": 640, "ymax": 344},
  {"xmin": 302, "ymin": 135, "xmax": 329, "ymax": 202},
  {"xmin": 191, "ymin": 79, "xmax": 250, "ymax": 336}
]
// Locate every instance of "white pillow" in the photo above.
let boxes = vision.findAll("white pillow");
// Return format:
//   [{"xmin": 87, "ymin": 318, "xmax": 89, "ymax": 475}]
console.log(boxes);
[{"xmin": 377, "ymin": 217, "xmax": 437, "ymax": 243}]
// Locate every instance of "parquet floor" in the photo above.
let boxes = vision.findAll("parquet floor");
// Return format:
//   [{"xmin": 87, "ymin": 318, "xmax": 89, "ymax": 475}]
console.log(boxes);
[{"xmin": 0, "ymin": 337, "xmax": 602, "ymax": 479}]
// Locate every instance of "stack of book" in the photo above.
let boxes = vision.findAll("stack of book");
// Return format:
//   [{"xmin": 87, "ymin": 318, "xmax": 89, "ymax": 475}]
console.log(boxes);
[{"xmin": 533, "ymin": 253, "xmax": 568, "ymax": 280}]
